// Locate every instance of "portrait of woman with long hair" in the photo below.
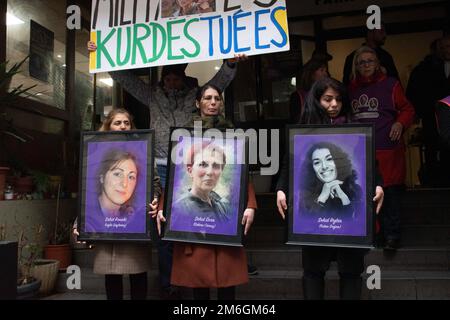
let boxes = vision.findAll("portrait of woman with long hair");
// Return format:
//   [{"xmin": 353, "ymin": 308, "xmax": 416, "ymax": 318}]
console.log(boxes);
[{"xmin": 299, "ymin": 142, "xmax": 362, "ymax": 219}]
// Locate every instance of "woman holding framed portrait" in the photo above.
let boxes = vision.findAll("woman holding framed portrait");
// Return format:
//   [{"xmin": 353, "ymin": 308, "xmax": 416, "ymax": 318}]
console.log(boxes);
[
  {"xmin": 73, "ymin": 108, "xmax": 162, "ymax": 300},
  {"xmin": 276, "ymin": 77, "xmax": 384, "ymax": 300},
  {"xmin": 157, "ymin": 84, "xmax": 257, "ymax": 300}
]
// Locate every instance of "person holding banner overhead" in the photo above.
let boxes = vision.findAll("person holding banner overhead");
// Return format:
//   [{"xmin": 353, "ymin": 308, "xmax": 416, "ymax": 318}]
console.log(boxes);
[
  {"xmin": 73, "ymin": 108, "xmax": 162, "ymax": 300},
  {"xmin": 276, "ymin": 77, "xmax": 384, "ymax": 300},
  {"xmin": 156, "ymin": 84, "xmax": 257, "ymax": 300},
  {"xmin": 87, "ymin": 39, "xmax": 247, "ymax": 298}
]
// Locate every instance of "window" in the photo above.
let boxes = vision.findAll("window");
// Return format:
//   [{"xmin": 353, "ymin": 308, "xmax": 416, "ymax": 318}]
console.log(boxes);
[{"xmin": 6, "ymin": 0, "xmax": 67, "ymax": 109}]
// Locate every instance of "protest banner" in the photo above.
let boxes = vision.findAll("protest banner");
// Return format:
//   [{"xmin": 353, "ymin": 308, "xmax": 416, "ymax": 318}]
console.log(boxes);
[{"xmin": 89, "ymin": 0, "xmax": 290, "ymax": 73}]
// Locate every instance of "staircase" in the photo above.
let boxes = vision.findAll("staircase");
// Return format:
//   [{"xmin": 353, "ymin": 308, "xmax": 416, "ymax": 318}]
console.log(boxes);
[
  {"xmin": 45, "ymin": 189, "xmax": 450, "ymax": 300},
  {"xmin": 241, "ymin": 190, "xmax": 450, "ymax": 300}
]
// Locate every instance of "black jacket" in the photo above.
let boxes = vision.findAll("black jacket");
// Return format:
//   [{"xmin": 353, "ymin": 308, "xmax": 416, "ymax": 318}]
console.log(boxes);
[{"xmin": 406, "ymin": 55, "xmax": 450, "ymax": 120}]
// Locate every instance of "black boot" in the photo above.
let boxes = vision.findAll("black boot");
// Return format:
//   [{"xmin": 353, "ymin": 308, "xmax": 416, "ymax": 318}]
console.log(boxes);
[
  {"xmin": 302, "ymin": 277, "xmax": 325, "ymax": 300},
  {"xmin": 339, "ymin": 277, "xmax": 362, "ymax": 300}
]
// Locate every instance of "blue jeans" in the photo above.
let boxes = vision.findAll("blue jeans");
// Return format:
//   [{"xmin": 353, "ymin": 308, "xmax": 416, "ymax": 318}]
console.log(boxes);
[{"xmin": 156, "ymin": 164, "xmax": 173, "ymax": 289}]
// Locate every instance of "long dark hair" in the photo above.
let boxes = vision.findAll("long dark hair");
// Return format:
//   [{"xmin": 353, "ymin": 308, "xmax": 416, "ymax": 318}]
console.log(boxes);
[
  {"xmin": 300, "ymin": 142, "xmax": 360, "ymax": 210},
  {"xmin": 301, "ymin": 77, "xmax": 351, "ymax": 124}
]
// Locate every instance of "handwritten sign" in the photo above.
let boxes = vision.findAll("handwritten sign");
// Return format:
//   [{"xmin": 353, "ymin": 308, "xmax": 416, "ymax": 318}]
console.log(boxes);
[{"xmin": 89, "ymin": 0, "xmax": 290, "ymax": 73}]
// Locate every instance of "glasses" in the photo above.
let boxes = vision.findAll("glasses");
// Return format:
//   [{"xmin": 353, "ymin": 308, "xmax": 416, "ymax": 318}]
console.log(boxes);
[{"xmin": 356, "ymin": 59, "xmax": 376, "ymax": 67}]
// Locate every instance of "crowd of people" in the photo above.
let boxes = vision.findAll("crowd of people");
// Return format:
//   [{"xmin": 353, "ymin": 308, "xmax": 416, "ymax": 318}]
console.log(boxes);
[{"xmin": 72, "ymin": 27, "xmax": 450, "ymax": 300}]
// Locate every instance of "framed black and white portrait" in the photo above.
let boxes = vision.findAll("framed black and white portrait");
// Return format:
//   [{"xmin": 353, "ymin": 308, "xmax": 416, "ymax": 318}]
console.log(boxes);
[{"xmin": 287, "ymin": 124, "xmax": 375, "ymax": 248}]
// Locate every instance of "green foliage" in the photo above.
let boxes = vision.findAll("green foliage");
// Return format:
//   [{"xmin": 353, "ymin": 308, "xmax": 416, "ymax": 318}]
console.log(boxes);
[
  {"xmin": 0, "ymin": 56, "xmax": 36, "ymax": 104},
  {"xmin": 31, "ymin": 171, "xmax": 50, "ymax": 194}
]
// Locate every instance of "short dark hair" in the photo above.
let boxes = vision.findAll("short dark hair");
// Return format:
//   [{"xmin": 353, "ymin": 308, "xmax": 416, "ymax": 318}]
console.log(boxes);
[{"xmin": 195, "ymin": 84, "xmax": 223, "ymax": 103}]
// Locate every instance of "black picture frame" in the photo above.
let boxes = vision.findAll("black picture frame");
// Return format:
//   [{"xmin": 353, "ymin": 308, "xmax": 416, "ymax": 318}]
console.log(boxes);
[
  {"xmin": 287, "ymin": 124, "xmax": 375, "ymax": 249},
  {"xmin": 78, "ymin": 130, "xmax": 155, "ymax": 242},
  {"xmin": 162, "ymin": 127, "xmax": 249, "ymax": 247}
]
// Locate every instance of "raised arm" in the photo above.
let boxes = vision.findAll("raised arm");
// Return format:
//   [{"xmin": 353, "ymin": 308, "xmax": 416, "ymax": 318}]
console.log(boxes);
[
  {"xmin": 87, "ymin": 41, "xmax": 152, "ymax": 105},
  {"xmin": 206, "ymin": 54, "xmax": 248, "ymax": 92},
  {"xmin": 109, "ymin": 70, "xmax": 152, "ymax": 106}
]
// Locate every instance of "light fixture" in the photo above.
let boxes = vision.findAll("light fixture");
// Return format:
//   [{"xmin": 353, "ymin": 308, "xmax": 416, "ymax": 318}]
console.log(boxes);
[
  {"xmin": 214, "ymin": 66, "xmax": 220, "ymax": 71},
  {"xmin": 57, "ymin": 54, "xmax": 62, "ymax": 59},
  {"xmin": 99, "ymin": 78, "xmax": 113, "ymax": 87},
  {"xmin": 62, "ymin": 64, "xmax": 66, "ymax": 67},
  {"xmin": 291, "ymin": 77, "xmax": 296, "ymax": 87},
  {"xmin": 36, "ymin": 93, "xmax": 43, "ymax": 96},
  {"xmin": 7, "ymin": 13, "xmax": 25, "ymax": 26}
]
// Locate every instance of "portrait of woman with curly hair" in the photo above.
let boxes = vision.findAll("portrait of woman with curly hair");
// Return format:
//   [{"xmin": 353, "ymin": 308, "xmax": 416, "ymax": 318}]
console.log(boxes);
[{"xmin": 299, "ymin": 141, "xmax": 363, "ymax": 219}]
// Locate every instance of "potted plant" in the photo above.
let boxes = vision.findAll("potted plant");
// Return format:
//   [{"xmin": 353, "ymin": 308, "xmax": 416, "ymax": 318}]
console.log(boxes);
[
  {"xmin": 44, "ymin": 184, "xmax": 72, "ymax": 269},
  {"xmin": 9, "ymin": 160, "xmax": 34, "ymax": 195},
  {"xmin": 16, "ymin": 224, "xmax": 43, "ymax": 300},
  {"xmin": 31, "ymin": 170, "xmax": 50, "ymax": 199},
  {"xmin": 31, "ymin": 258, "xmax": 60, "ymax": 296},
  {"xmin": 44, "ymin": 221, "xmax": 72, "ymax": 270}
]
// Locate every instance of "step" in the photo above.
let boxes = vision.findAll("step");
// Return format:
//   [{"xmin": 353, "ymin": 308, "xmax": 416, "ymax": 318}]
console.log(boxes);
[
  {"xmin": 247, "ymin": 225, "xmax": 450, "ymax": 246},
  {"xmin": 49, "ymin": 269, "xmax": 450, "ymax": 300},
  {"xmin": 73, "ymin": 242, "xmax": 450, "ymax": 272},
  {"xmin": 246, "ymin": 246, "xmax": 450, "ymax": 271},
  {"xmin": 237, "ymin": 270, "xmax": 450, "ymax": 300}
]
